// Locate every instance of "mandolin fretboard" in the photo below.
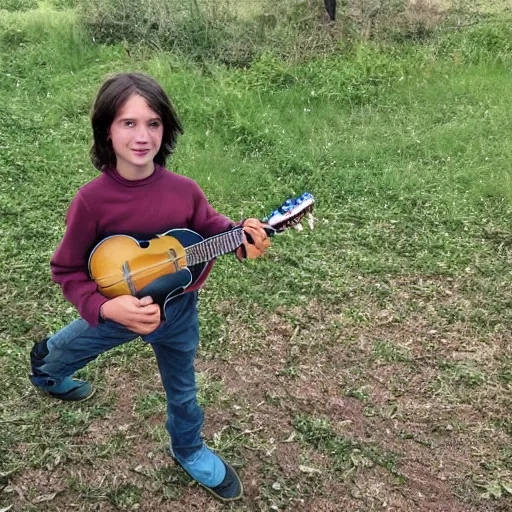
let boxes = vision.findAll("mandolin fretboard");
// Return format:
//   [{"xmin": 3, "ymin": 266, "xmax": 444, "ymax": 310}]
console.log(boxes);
[{"xmin": 185, "ymin": 228, "xmax": 244, "ymax": 266}]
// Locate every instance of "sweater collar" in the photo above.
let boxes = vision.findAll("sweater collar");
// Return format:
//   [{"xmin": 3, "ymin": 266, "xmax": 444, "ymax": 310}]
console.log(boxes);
[{"xmin": 105, "ymin": 164, "xmax": 164, "ymax": 187}]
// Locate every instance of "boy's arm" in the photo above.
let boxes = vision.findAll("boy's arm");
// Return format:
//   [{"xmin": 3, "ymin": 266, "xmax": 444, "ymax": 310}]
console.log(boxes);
[
  {"xmin": 189, "ymin": 182, "xmax": 270, "ymax": 260},
  {"xmin": 50, "ymin": 193, "xmax": 108, "ymax": 327},
  {"xmin": 189, "ymin": 182, "xmax": 234, "ymax": 237}
]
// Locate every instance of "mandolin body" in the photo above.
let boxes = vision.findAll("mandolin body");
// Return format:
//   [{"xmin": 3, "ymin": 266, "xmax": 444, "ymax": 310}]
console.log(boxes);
[
  {"xmin": 89, "ymin": 229, "xmax": 207, "ymax": 309},
  {"xmin": 88, "ymin": 192, "xmax": 315, "ymax": 314}
]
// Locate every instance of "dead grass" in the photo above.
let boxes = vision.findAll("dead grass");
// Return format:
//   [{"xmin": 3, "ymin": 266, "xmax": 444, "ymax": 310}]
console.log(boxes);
[{"xmin": 3, "ymin": 272, "xmax": 512, "ymax": 511}]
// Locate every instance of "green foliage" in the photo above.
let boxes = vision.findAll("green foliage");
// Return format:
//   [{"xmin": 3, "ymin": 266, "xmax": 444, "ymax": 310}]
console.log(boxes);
[
  {"xmin": 49, "ymin": 0, "xmax": 78, "ymax": 9},
  {"xmin": 0, "ymin": 13, "xmax": 28, "ymax": 45},
  {"xmin": 294, "ymin": 415, "xmax": 400, "ymax": 475},
  {"xmin": 78, "ymin": 0, "xmax": 259, "ymax": 67},
  {"xmin": 363, "ymin": 0, "xmax": 444, "ymax": 42},
  {"xmin": 3, "ymin": 4, "xmax": 512, "ymax": 509},
  {"xmin": 437, "ymin": 20, "xmax": 512, "ymax": 63},
  {"xmin": 0, "ymin": 9, "xmax": 93, "ymax": 61},
  {"xmin": 0, "ymin": 0, "xmax": 37, "ymax": 12},
  {"xmin": 108, "ymin": 484, "xmax": 142, "ymax": 509},
  {"xmin": 76, "ymin": 0, "xmax": 432, "ymax": 66}
]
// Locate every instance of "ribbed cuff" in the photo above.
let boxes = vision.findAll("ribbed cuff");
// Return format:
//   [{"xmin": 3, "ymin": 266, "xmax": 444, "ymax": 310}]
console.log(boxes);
[{"xmin": 82, "ymin": 293, "xmax": 110, "ymax": 327}]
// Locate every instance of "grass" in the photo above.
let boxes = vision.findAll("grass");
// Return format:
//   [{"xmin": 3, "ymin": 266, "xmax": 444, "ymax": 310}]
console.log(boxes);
[{"xmin": 2, "ymin": 2, "xmax": 512, "ymax": 511}]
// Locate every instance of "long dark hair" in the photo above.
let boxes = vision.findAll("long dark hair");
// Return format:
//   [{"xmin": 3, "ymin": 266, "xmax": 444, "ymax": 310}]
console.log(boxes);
[{"xmin": 90, "ymin": 72, "xmax": 183, "ymax": 171}]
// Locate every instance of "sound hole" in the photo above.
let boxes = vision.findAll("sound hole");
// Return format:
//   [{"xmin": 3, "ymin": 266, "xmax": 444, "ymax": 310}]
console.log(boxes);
[{"xmin": 139, "ymin": 241, "xmax": 150, "ymax": 248}]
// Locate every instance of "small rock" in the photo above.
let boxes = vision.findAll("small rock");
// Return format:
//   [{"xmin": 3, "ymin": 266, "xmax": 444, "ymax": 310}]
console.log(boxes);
[{"xmin": 299, "ymin": 465, "xmax": 322, "ymax": 475}]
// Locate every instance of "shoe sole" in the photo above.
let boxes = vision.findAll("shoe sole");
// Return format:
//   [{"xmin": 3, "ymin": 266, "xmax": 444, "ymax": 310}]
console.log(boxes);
[
  {"xmin": 31, "ymin": 383, "xmax": 96, "ymax": 403},
  {"xmin": 173, "ymin": 457, "xmax": 244, "ymax": 502}
]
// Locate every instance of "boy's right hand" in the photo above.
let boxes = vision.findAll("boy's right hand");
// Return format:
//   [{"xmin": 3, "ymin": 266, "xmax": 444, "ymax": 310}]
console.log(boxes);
[{"xmin": 100, "ymin": 295, "xmax": 161, "ymax": 335}]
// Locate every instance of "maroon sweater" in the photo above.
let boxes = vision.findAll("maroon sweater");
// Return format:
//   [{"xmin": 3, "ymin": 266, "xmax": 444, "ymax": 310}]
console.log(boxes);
[{"xmin": 51, "ymin": 165, "xmax": 233, "ymax": 326}]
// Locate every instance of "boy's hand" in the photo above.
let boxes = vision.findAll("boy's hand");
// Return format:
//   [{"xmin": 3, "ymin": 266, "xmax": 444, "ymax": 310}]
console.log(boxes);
[
  {"xmin": 100, "ymin": 295, "xmax": 161, "ymax": 335},
  {"xmin": 236, "ymin": 218, "xmax": 271, "ymax": 262}
]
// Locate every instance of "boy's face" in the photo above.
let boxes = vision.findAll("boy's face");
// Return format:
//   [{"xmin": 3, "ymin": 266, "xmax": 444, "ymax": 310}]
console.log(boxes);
[{"xmin": 109, "ymin": 93, "xmax": 163, "ymax": 179}]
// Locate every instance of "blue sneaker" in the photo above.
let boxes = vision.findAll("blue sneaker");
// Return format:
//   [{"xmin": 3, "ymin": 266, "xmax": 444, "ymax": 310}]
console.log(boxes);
[
  {"xmin": 29, "ymin": 338, "xmax": 94, "ymax": 402},
  {"xmin": 29, "ymin": 374, "xmax": 95, "ymax": 402},
  {"xmin": 172, "ymin": 445, "xmax": 243, "ymax": 502}
]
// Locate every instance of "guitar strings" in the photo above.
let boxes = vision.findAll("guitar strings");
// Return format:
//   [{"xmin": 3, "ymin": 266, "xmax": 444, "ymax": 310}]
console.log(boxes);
[
  {"xmin": 92, "ymin": 204, "xmax": 313, "ymax": 289},
  {"xmin": 93, "ymin": 256, "xmax": 180, "ymax": 286},
  {"xmin": 94, "ymin": 228, "xmax": 245, "ymax": 288}
]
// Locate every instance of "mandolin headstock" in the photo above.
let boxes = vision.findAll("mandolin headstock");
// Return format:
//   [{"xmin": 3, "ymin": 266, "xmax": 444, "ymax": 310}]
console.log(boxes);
[{"xmin": 264, "ymin": 192, "xmax": 315, "ymax": 233}]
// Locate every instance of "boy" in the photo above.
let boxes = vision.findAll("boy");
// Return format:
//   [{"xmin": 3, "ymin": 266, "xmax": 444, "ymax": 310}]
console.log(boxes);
[{"xmin": 30, "ymin": 72, "xmax": 270, "ymax": 502}]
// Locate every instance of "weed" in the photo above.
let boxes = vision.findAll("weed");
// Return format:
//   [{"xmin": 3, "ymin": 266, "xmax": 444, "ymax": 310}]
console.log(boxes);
[
  {"xmin": 371, "ymin": 339, "xmax": 411, "ymax": 363},
  {"xmin": 0, "ymin": 0, "xmax": 37, "ymax": 12},
  {"xmin": 108, "ymin": 483, "xmax": 142, "ymax": 509},
  {"xmin": 440, "ymin": 361, "xmax": 487, "ymax": 388},
  {"xmin": 344, "ymin": 387, "xmax": 370, "ymax": 401},
  {"xmin": 196, "ymin": 371, "xmax": 224, "ymax": 406},
  {"xmin": 135, "ymin": 392, "xmax": 167, "ymax": 419},
  {"xmin": 293, "ymin": 414, "xmax": 401, "ymax": 478}
]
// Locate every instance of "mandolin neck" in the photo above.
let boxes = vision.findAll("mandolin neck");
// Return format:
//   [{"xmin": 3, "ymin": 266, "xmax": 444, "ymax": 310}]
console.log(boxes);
[{"xmin": 185, "ymin": 227, "xmax": 245, "ymax": 266}]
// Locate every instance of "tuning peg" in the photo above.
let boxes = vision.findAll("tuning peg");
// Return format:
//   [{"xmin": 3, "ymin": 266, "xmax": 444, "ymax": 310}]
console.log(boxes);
[{"xmin": 307, "ymin": 212, "xmax": 315, "ymax": 230}]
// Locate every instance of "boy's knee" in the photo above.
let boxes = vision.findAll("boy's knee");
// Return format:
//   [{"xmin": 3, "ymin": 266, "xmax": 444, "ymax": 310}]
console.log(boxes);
[
  {"xmin": 146, "ymin": 329, "xmax": 199, "ymax": 351},
  {"xmin": 169, "ymin": 386, "xmax": 198, "ymax": 406},
  {"xmin": 30, "ymin": 338, "xmax": 50, "ymax": 374}
]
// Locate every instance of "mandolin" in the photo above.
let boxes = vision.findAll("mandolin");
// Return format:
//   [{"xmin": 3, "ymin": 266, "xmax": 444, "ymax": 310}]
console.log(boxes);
[{"xmin": 89, "ymin": 192, "xmax": 314, "ymax": 311}]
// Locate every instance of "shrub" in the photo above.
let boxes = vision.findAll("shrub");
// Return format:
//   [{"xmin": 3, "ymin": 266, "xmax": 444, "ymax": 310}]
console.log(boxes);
[
  {"xmin": 0, "ymin": 0, "xmax": 37, "ymax": 12},
  {"xmin": 78, "ymin": 0, "xmax": 260, "ymax": 67},
  {"xmin": 49, "ymin": 0, "xmax": 78, "ymax": 10},
  {"xmin": 342, "ymin": 0, "xmax": 444, "ymax": 42},
  {"xmin": 436, "ymin": 20, "xmax": 512, "ymax": 63},
  {"xmin": 78, "ymin": 0, "xmax": 356, "ymax": 66},
  {"xmin": 77, "ymin": 0, "xmax": 508, "ymax": 67}
]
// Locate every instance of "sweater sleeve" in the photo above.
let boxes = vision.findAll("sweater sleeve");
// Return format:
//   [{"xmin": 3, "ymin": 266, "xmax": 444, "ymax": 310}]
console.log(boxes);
[
  {"xmin": 50, "ymin": 192, "xmax": 109, "ymax": 326},
  {"xmin": 189, "ymin": 182, "xmax": 233, "ymax": 238}
]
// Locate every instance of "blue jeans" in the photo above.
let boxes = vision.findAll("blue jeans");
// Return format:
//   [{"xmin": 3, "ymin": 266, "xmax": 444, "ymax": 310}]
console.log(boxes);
[{"xmin": 31, "ymin": 292, "xmax": 203, "ymax": 460}]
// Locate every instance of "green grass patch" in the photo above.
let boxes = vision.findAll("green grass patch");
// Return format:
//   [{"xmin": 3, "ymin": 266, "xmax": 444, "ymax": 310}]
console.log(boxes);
[
  {"xmin": 2, "ymin": 3, "xmax": 512, "ymax": 510},
  {"xmin": 293, "ymin": 414, "xmax": 402, "ymax": 479}
]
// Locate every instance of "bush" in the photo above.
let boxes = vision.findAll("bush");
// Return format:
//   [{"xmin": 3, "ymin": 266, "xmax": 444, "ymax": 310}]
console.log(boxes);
[
  {"xmin": 242, "ymin": 44, "xmax": 408, "ymax": 105},
  {"xmin": 77, "ymin": 0, "xmax": 509, "ymax": 68},
  {"xmin": 342, "ymin": 0, "xmax": 444, "ymax": 42},
  {"xmin": 78, "ymin": 0, "xmax": 260, "ymax": 67},
  {"xmin": 436, "ymin": 21, "xmax": 512, "ymax": 63},
  {"xmin": 49, "ymin": 0, "xmax": 78, "ymax": 10},
  {"xmin": 0, "ymin": 0, "xmax": 37, "ymax": 12},
  {"xmin": 78, "ymin": 0, "xmax": 360, "ymax": 66},
  {"xmin": 78, "ymin": 0, "xmax": 178, "ymax": 45}
]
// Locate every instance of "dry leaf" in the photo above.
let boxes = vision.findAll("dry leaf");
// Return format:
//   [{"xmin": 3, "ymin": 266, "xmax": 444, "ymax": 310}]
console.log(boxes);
[
  {"xmin": 299, "ymin": 465, "xmax": 322, "ymax": 475},
  {"xmin": 32, "ymin": 492, "xmax": 58, "ymax": 504}
]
